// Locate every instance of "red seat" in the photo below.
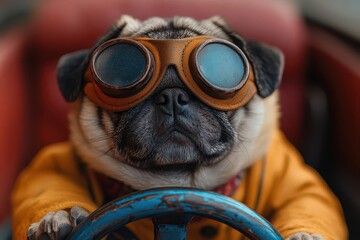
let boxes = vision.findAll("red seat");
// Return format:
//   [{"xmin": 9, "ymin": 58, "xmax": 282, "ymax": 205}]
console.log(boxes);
[
  {"xmin": 0, "ymin": 30, "xmax": 28, "ymax": 222},
  {"xmin": 0, "ymin": 0, "xmax": 307, "ymax": 224},
  {"xmin": 308, "ymin": 27, "xmax": 360, "ymax": 238}
]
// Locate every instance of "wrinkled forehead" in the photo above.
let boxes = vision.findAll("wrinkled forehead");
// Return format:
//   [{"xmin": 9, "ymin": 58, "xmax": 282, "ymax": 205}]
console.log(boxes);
[{"xmin": 115, "ymin": 15, "xmax": 231, "ymax": 40}]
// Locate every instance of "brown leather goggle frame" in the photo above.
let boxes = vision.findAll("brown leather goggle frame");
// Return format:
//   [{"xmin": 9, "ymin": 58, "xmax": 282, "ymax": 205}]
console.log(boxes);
[{"xmin": 84, "ymin": 36, "xmax": 256, "ymax": 112}]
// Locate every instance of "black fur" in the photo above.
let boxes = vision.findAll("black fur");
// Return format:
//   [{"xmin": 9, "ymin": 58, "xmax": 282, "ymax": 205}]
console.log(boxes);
[
  {"xmin": 57, "ymin": 50, "xmax": 89, "ymax": 102},
  {"xmin": 244, "ymin": 41, "xmax": 284, "ymax": 98}
]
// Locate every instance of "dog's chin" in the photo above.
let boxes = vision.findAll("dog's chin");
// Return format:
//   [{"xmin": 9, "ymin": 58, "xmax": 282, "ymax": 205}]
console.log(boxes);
[{"xmin": 123, "ymin": 131, "xmax": 224, "ymax": 172}]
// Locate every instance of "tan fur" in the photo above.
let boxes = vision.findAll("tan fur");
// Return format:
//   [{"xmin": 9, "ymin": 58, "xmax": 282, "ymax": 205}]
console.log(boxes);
[
  {"xmin": 115, "ymin": 15, "xmax": 230, "ymax": 39},
  {"xmin": 251, "ymin": 91, "xmax": 280, "ymax": 160}
]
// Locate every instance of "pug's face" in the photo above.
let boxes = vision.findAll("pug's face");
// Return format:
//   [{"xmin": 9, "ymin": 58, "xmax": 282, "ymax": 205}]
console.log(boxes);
[
  {"xmin": 59, "ymin": 16, "xmax": 283, "ymax": 190},
  {"xmin": 108, "ymin": 66, "xmax": 235, "ymax": 170}
]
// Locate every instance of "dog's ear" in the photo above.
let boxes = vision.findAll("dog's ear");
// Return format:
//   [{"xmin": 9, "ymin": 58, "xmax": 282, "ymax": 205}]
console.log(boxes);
[
  {"xmin": 230, "ymin": 35, "xmax": 284, "ymax": 98},
  {"xmin": 244, "ymin": 41, "xmax": 284, "ymax": 98},
  {"xmin": 57, "ymin": 50, "xmax": 89, "ymax": 102},
  {"xmin": 56, "ymin": 23, "xmax": 127, "ymax": 102}
]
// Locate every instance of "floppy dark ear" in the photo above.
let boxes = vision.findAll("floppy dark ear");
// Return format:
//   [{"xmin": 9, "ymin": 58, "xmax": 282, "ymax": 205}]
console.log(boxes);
[
  {"xmin": 57, "ymin": 50, "xmax": 89, "ymax": 102},
  {"xmin": 244, "ymin": 41, "xmax": 284, "ymax": 98}
]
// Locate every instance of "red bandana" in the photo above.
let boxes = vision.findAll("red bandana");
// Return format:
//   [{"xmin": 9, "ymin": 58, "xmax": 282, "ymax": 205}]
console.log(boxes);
[{"xmin": 95, "ymin": 171, "xmax": 244, "ymax": 203}]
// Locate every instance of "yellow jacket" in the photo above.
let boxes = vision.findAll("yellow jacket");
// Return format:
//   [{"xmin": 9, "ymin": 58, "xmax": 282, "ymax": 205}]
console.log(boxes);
[{"xmin": 11, "ymin": 131, "xmax": 348, "ymax": 239}]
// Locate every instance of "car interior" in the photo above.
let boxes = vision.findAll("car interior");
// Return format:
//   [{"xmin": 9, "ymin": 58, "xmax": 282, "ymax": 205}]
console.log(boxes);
[{"xmin": 0, "ymin": 0, "xmax": 359, "ymax": 239}]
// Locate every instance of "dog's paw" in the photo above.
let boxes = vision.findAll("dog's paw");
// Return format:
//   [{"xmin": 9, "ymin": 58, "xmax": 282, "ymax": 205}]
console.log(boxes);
[
  {"xmin": 27, "ymin": 206, "xmax": 89, "ymax": 240},
  {"xmin": 286, "ymin": 232, "xmax": 324, "ymax": 240}
]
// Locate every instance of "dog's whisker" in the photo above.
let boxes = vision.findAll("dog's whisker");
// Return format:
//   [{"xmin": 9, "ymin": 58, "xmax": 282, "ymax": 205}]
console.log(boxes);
[
  {"xmin": 86, "ymin": 136, "xmax": 113, "ymax": 144},
  {"xmin": 94, "ymin": 145, "xmax": 116, "ymax": 159}
]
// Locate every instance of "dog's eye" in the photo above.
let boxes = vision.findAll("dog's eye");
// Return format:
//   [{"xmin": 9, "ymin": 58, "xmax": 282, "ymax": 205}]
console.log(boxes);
[
  {"xmin": 94, "ymin": 42, "xmax": 147, "ymax": 87},
  {"xmin": 195, "ymin": 43, "xmax": 246, "ymax": 89}
]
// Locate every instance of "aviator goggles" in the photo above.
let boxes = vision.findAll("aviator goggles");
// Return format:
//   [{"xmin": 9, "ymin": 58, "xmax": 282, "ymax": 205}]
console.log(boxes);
[{"xmin": 84, "ymin": 36, "xmax": 257, "ymax": 112}]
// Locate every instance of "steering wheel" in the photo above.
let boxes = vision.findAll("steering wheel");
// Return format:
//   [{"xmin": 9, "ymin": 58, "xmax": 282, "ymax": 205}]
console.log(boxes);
[{"xmin": 67, "ymin": 188, "xmax": 283, "ymax": 240}]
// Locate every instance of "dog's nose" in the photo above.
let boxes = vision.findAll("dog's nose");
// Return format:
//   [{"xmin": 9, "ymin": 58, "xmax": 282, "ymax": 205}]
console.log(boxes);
[{"xmin": 154, "ymin": 88, "xmax": 189, "ymax": 115}]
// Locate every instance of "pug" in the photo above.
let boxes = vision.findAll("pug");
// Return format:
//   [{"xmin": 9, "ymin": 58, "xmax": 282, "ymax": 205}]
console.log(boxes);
[{"xmin": 11, "ymin": 16, "xmax": 347, "ymax": 240}]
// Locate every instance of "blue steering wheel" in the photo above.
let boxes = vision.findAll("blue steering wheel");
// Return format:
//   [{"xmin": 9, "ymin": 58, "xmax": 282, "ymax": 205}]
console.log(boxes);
[{"xmin": 67, "ymin": 188, "xmax": 283, "ymax": 240}]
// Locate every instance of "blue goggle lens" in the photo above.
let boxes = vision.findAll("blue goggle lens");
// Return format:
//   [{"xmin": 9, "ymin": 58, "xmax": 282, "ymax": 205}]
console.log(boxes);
[
  {"xmin": 94, "ymin": 43, "xmax": 147, "ymax": 88},
  {"xmin": 196, "ymin": 43, "xmax": 246, "ymax": 89}
]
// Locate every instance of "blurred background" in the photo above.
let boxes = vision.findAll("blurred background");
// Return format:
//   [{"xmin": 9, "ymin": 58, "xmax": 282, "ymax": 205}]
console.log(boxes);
[{"xmin": 0, "ymin": 0, "xmax": 359, "ymax": 239}]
